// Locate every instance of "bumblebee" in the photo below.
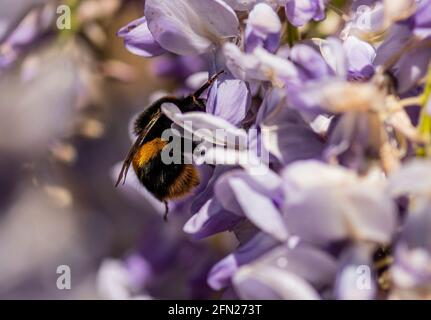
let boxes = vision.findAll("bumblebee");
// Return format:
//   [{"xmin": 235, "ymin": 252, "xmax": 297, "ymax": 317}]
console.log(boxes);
[{"xmin": 115, "ymin": 71, "xmax": 224, "ymax": 220}]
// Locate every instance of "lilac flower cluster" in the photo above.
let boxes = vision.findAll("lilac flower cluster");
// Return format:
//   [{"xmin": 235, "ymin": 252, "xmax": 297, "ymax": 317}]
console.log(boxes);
[{"xmin": 110, "ymin": 0, "xmax": 431, "ymax": 300}]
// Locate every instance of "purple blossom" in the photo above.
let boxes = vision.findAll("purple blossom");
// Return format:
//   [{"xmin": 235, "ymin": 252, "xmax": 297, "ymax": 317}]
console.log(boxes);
[
  {"xmin": 284, "ymin": 0, "xmax": 327, "ymax": 27},
  {"xmin": 0, "ymin": 3, "xmax": 54, "ymax": 70},
  {"xmin": 109, "ymin": 0, "xmax": 431, "ymax": 301},
  {"xmin": 232, "ymin": 243, "xmax": 337, "ymax": 299},
  {"xmin": 0, "ymin": 0, "xmax": 46, "ymax": 43},
  {"xmin": 335, "ymin": 244, "xmax": 377, "ymax": 300},
  {"xmin": 412, "ymin": 0, "xmax": 431, "ymax": 39},
  {"xmin": 117, "ymin": 17, "xmax": 165, "ymax": 57},
  {"xmin": 244, "ymin": 3, "xmax": 281, "ymax": 53},
  {"xmin": 343, "ymin": 36, "xmax": 376, "ymax": 80},
  {"xmin": 206, "ymin": 72, "xmax": 251, "ymax": 126},
  {"xmin": 208, "ymin": 232, "xmax": 278, "ymax": 290},
  {"xmin": 145, "ymin": 0, "xmax": 239, "ymax": 55},
  {"xmin": 153, "ymin": 54, "xmax": 208, "ymax": 80},
  {"xmin": 223, "ymin": 0, "xmax": 280, "ymax": 11},
  {"xmin": 373, "ymin": 2, "xmax": 431, "ymax": 94},
  {"xmin": 388, "ymin": 160, "xmax": 431, "ymax": 298},
  {"xmin": 282, "ymin": 161, "xmax": 397, "ymax": 246},
  {"xmin": 260, "ymin": 91, "xmax": 326, "ymax": 165}
]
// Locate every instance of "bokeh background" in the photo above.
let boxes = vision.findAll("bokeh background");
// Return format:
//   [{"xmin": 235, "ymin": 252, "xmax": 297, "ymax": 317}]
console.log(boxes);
[{"xmin": 0, "ymin": 0, "xmax": 235, "ymax": 299}]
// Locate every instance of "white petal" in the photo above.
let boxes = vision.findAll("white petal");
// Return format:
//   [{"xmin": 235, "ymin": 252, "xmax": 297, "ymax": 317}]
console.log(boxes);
[
  {"xmin": 223, "ymin": 0, "xmax": 257, "ymax": 11},
  {"xmin": 248, "ymin": 3, "xmax": 281, "ymax": 34},
  {"xmin": 161, "ymin": 102, "xmax": 248, "ymax": 147},
  {"xmin": 185, "ymin": 71, "xmax": 210, "ymax": 90},
  {"xmin": 145, "ymin": 0, "xmax": 239, "ymax": 55},
  {"xmin": 223, "ymin": 43, "xmax": 299, "ymax": 84},
  {"xmin": 228, "ymin": 177, "xmax": 288, "ymax": 241},
  {"xmin": 282, "ymin": 160, "xmax": 357, "ymax": 190},
  {"xmin": 234, "ymin": 265, "xmax": 320, "ymax": 299},
  {"xmin": 388, "ymin": 160, "xmax": 431, "ymax": 197},
  {"xmin": 97, "ymin": 259, "xmax": 133, "ymax": 300},
  {"xmin": 318, "ymin": 37, "xmax": 347, "ymax": 79}
]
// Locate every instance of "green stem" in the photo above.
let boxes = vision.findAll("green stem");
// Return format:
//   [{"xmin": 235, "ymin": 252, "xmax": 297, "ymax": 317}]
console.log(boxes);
[
  {"xmin": 282, "ymin": 22, "xmax": 300, "ymax": 47},
  {"xmin": 416, "ymin": 64, "xmax": 431, "ymax": 156}
]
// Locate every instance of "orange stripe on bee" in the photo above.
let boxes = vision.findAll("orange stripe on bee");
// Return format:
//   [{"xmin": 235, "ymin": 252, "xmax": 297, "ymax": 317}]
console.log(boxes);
[
  {"xmin": 132, "ymin": 138, "xmax": 167, "ymax": 169},
  {"xmin": 166, "ymin": 164, "xmax": 200, "ymax": 200}
]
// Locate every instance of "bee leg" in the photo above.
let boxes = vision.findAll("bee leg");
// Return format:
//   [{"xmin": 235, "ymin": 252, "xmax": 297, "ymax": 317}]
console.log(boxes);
[
  {"xmin": 163, "ymin": 200, "xmax": 169, "ymax": 222},
  {"xmin": 192, "ymin": 70, "xmax": 224, "ymax": 99}
]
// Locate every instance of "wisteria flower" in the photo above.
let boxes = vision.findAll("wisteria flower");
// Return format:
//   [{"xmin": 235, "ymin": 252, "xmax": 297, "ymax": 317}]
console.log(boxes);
[
  {"xmin": 117, "ymin": 17, "xmax": 165, "ymax": 57},
  {"xmin": 282, "ymin": 161, "xmax": 397, "ymax": 246},
  {"xmin": 144, "ymin": 0, "xmax": 239, "ymax": 56},
  {"xmin": 284, "ymin": 0, "xmax": 327, "ymax": 27},
  {"xmin": 244, "ymin": 3, "xmax": 282, "ymax": 53},
  {"xmin": 107, "ymin": 0, "xmax": 431, "ymax": 302},
  {"xmin": 388, "ymin": 160, "xmax": 431, "ymax": 299}
]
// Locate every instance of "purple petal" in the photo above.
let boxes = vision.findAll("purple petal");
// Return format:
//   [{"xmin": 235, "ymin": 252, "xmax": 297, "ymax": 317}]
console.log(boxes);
[
  {"xmin": 244, "ymin": 3, "xmax": 281, "ymax": 53},
  {"xmin": 285, "ymin": 0, "xmax": 326, "ymax": 27},
  {"xmin": 335, "ymin": 245, "xmax": 377, "ymax": 300},
  {"xmin": 215, "ymin": 170, "xmax": 288, "ymax": 241},
  {"xmin": 324, "ymin": 112, "xmax": 382, "ymax": 171},
  {"xmin": 286, "ymin": 79, "xmax": 330, "ymax": 116},
  {"xmin": 190, "ymin": 166, "xmax": 232, "ymax": 214},
  {"xmin": 276, "ymin": 131, "xmax": 324, "ymax": 165},
  {"xmin": 145, "ymin": 0, "xmax": 239, "ymax": 55},
  {"xmin": 152, "ymin": 54, "xmax": 208, "ymax": 80},
  {"xmin": 374, "ymin": 23, "xmax": 412, "ymax": 67},
  {"xmin": 346, "ymin": 1, "xmax": 384, "ymax": 35},
  {"xmin": 223, "ymin": 43, "xmax": 300, "ymax": 83},
  {"xmin": 319, "ymin": 37, "xmax": 347, "ymax": 79},
  {"xmin": 117, "ymin": 17, "xmax": 165, "ymax": 57},
  {"xmin": 282, "ymin": 161, "xmax": 397, "ymax": 246},
  {"xmin": 290, "ymin": 43, "xmax": 333, "ymax": 81},
  {"xmin": 255, "ymin": 244, "xmax": 338, "ymax": 290},
  {"xmin": 161, "ymin": 102, "xmax": 248, "ymax": 147},
  {"xmin": 285, "ymin": 187, "xmax": 396, "ymax": 245},
  {"xmin": 223, "ymin": 0, "xmax": 259, "ymax": 11},
  {"xmin": 125, "ymin": 254, "xmax": 154, "ymax": 289},
  {"xmin": 5, "ymin": 10, "xmax": 40, "ymax": 47},
  {"xmin": 343, "ymin": 36, "xmax": 376, "ymax": 80},
  {"xmin": 414, "ymin": 0, "xmax": 431, "ymax": 39},
  {"xmin": 395, "ymin": 44, "xmax": 431, "ymax": 94},
  {"xmin": 388, "ymin": 160, "xmax": 431, "ymax": 197},
  {"xmin": 393, "ymin": 243, "xmax": 431, "ymax": 293},
  {"xmin": 183, "ymin": 198, "xmax": 242, "ymax": 240},
  {"xmin": 208, "ymin": 232, "xmax": 278, "ymax": 290},
  {"xmin": 261, "ymin": 106, "xmax": 325, "ymax": 164},
  {"xmin": 0, "ymin": 0, "xmax": 44, "ymax": 43},
  {"xmin": 206, "ymin": 74, "xmax": 251, "ymax": 126},
  {"xmin": 233, "ymin": 265, "xmax": 321, "ymax": 299}
]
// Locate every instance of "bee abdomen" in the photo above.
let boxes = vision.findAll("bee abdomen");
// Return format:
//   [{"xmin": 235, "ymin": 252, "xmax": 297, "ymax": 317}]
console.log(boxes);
[
  {"xmin": 133, "ymin": 143, "xmax": 200, "ymax": 201},
  {"xmin": 166, "ymin": 164, "xmax": 200, "ymax": 200}
]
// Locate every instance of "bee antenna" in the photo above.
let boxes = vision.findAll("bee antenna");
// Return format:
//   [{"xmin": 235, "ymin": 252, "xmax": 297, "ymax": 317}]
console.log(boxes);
[
  {"xmin": 115, "ymin": 165, "xmax": 127, "ymax": 187},
  {"xmin": 115, "ymin": 110, "xmax": 163, "ymax": 188},
  {"xmin": 114, "ymin": 145, "xmax": 138, "ymax": 187},
  {"xmin": 115, "ymin": 135, "xmax": 143, "ymax": 187},
  {"xmin": 192, "ymin": 70, "xmax": 224, "ymax": 99}
]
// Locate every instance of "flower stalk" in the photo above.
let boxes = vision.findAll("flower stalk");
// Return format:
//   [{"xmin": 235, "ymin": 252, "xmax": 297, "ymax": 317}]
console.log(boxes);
[
  {"xmin": 282, "ymin": 22, "xmax": 300, "ymax": 47},
  {"xmin": 417, "ymin": 63, "xmax": 431, "ymax": 156}
]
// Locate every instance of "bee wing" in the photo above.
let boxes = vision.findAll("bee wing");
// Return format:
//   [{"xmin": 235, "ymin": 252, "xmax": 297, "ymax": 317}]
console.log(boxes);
[{"xmin": 115, "ymin": 109, "xmax": 162, "ymax": 187}]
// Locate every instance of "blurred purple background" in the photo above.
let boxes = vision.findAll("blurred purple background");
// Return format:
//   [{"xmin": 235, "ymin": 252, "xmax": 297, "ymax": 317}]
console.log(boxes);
[{"xmin": 0, "ymin": 0, "xmax": 234, "ymax": 299}]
